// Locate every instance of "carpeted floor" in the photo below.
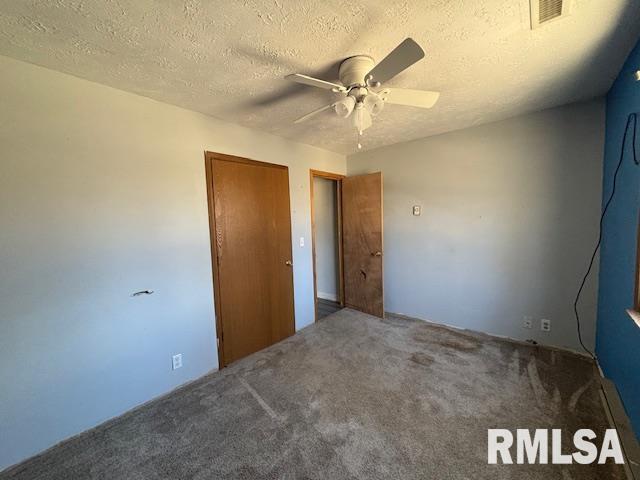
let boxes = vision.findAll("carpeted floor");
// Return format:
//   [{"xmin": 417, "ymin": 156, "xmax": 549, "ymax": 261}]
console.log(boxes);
[{"xmin": 1, "ymin": 309, "xmax": 624, "ymax": 479}]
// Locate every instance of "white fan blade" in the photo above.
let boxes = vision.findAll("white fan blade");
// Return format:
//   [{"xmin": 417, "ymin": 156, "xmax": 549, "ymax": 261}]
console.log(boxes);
[
  {"xmin": 294, "ymin": 103, "xmax": 335, "ymax": 124},
  {"xmin": 381, "ymin": 88, "xmax": 440, "ymax": 109},
  {"xmin": 366, "ymin": 38, "xmax": 425, "ymax": 84},
  {"xmin": 286, "ymin": 74, "xmax": 345, "ymax": 91}
]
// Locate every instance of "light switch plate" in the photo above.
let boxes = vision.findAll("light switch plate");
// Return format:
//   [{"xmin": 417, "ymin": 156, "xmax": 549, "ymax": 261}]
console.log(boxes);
[
  {"xmin": 413, "ymin": 205, "xmax": 421, "ymax": 216},
  {"xmin": 172, "ymin": 353, "xmax": 182, "ymax": 370},
  {"xmin": 299, "ymin": 237, "xmax": 304, "ymax": 247}
]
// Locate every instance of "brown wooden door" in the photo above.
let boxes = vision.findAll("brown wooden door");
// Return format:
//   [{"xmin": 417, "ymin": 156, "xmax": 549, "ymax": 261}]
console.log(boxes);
[
  {"xmin": 205, "ymin": 153, "xmax": 295, "ymax": 366},
  {"xmin": 342, "ymin": 172, "xmax": 384, "ymax": 318}
]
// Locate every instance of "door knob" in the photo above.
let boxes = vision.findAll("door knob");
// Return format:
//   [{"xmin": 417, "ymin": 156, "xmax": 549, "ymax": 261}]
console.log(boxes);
[
  {"xmin": 285, "ymin": 260, "xmax": 293, "ymax": 266},
  {"xmin": 372, "ymin": 251, "xmax": 382, "ymax": 257}
]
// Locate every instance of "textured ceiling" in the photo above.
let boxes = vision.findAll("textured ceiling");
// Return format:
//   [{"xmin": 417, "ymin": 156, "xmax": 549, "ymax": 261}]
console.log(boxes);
[{"xmin": 1, "ymin": 1, "xmax": 639, "ymax": 154}]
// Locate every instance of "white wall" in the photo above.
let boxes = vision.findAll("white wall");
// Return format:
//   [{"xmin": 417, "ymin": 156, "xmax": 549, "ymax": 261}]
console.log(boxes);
[
  {"xmin": 348, "ymin": 99, "xmax": 605, "ymax": 352},
  {"xmin": 313, "ymin": 177, "xmax": 339, "ymax": 300},
  {"xmin": 0, "ymin": 55, "xmax": 345, "ymax": 470}
]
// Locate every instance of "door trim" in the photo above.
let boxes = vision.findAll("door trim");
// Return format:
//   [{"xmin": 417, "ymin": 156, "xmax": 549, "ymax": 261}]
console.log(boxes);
[
  {"xmin": 204, "ymin": 151, "xmax": 293, "ymax": 368},
  {"xmin": 309, "ymin": 169, "xmax": 345, "ymax": 321}
]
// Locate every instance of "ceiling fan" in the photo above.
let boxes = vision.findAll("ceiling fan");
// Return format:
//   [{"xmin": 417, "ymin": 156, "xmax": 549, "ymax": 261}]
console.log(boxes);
[{"xmin": 285, "ymin": 38, "xmax": 440, "ymax": 148}]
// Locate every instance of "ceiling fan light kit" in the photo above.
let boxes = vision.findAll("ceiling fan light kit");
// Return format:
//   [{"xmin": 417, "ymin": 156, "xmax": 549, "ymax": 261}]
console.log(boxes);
[
  {"xmin": 285, "ymin": 38, "xmax": 440, "ymax": 150},
  {"xmin": 364, "ymin": 92, "xmax": 385, "ymax": 116},
  {"xmin": 335, "ymin": 95, "xmax": 356, "ymax": 118},
  {"xmin": 353, "ymin": 102, "xmax": 372, "ymax": 134}
]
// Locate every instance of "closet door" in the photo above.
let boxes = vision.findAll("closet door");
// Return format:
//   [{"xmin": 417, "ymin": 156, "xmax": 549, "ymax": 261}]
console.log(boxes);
[{"xmin": 206, "ymin": 153, "xmax": 295, "ymax": 366}]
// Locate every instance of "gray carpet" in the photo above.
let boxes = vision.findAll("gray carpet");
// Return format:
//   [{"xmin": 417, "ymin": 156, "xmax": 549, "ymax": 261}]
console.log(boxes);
[{"xmin": 2, "ymin": 309, "xmax": 624, "ymax": 479}]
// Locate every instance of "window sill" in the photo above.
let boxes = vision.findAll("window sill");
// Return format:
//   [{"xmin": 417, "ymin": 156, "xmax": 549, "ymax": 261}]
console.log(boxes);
[{"xmin": 626, "ymin": 309, "xmax": 640, "ymax": 329}]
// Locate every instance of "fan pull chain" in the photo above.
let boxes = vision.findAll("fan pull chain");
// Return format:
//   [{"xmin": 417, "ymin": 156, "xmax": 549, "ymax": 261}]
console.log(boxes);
[{"xmin": 357, "ymin": 131, "xmax": 362, "ymax": 150}]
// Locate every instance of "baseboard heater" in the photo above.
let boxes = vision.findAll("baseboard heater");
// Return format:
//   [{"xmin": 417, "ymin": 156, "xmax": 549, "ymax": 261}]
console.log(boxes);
[{"xmin": 599, "ymin": 377, "xmax": 640, "ymax": 479}]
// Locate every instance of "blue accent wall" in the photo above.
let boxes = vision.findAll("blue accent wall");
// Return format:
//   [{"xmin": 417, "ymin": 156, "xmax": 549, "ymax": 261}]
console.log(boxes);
[{"xmin": 597, "ymin": 39, "xmax": 640, "ymax": 437}]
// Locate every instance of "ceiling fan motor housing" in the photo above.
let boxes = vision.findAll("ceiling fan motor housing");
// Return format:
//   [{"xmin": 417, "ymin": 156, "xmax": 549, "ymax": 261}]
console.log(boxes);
[{"xmin": 339, "ymin": 55, "xmax": 375, "ymax": 87}]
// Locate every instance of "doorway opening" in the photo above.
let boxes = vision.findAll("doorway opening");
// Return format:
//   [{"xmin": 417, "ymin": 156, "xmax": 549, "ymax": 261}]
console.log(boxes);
[{"xmin": 310, "ymin": 170, "xmax": 345, "ymax": 321}]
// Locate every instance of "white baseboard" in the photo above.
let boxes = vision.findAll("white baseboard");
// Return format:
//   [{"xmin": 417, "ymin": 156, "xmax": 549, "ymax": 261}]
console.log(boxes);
[
  {"xmin": 387, "ymin": 311, "xmax": 594, "ymax": 359},
  {"xmin": 317, "ymin": 291, "xmax": 338, "ymax": 302},
  {"xmin": 1, "ymin": 366, "xmax": 219, "ymax": 473}
]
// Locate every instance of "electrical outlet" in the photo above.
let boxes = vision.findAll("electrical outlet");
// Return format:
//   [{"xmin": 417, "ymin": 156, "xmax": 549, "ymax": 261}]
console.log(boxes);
[
  {"xmin": 172, "ymin": 353, "xmax": 182, "ymax": 370},
  {"xmin": 523, "ymin": 316, "xmax": 533, "ymax": 329},
  {"xmin": 541, "ymin": 319, "xmax": 551, "ymax": 332}
]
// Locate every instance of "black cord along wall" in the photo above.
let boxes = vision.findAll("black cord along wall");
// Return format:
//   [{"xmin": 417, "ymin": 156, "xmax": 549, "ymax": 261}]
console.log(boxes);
[{"xmin": 573, "ymin": 113, "xmax": 639, "ymax": 358}]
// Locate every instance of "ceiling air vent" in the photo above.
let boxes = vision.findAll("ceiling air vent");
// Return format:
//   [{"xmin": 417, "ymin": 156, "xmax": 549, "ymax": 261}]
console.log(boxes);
[{"xmin": 530, "ymin": 0, "xmax": 570, "ymax": 29}]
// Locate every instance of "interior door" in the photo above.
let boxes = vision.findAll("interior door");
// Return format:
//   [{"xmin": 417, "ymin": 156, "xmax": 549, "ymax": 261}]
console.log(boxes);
[
  {"xmin": 342, "ymin": 172, "xmax": 384, "ymax": 318},
  {"xmin": 205, "ymin": 153, "xmax": 295, "ymax": 367}
]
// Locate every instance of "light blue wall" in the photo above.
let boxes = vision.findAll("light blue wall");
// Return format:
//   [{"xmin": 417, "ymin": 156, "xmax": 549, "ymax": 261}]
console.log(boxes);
[
  {"xmin": 313, "ymin": 177, "xmax": 339, "ymax": 300},
  {"xmin": 0, "ymin": 55, "xmax": 345, "ymax": 471},
  {"xmin": 596, "ymin": 39, "xmax": 640, "ymax": 437},
  {"xmin": 348, "ymin": 100, "xmax": 605, "ymax": 352}
]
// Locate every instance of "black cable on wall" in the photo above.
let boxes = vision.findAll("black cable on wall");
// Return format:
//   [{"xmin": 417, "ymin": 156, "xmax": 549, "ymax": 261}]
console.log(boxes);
[{"xmin": 573, "ymin": 113, "xmax": 639, "ymax": 359}]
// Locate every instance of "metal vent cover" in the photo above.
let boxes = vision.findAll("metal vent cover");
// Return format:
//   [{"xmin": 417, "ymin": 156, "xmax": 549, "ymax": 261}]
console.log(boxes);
[{"xmin": 530, "ymin": 0, "xmax": 570, "ymax": 29}]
